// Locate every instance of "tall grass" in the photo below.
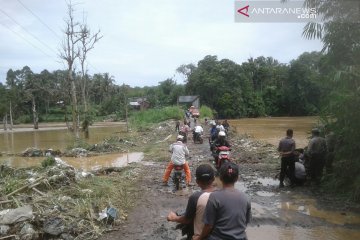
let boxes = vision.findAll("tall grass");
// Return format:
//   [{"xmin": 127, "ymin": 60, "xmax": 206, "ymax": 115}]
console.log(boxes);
[
  {"xmin": 200, "ymin": 105, "xmax": 214, "ymax": 119},
  {"xmin": 129, "ymin": 106, "xmax": 183, "ymax": 129}
]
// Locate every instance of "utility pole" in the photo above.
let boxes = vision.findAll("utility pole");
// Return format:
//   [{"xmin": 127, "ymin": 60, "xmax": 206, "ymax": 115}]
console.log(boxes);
[
  {"xmin": 123, "ymin": 83, "xmax": 128, "ymax": 132},
  {"xmin": 9, "ymin": 101, "xmax": 13, "ymax": 130}
]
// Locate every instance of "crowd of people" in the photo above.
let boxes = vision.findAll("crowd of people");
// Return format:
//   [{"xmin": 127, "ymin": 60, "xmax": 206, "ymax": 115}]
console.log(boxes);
[
  {"xmin": 278, "ymin": 127, "xmax": 335, "ymax": 187},
  {"xmin": 163, "ymin": 111, "xmax": 334, "ymax": 239}
]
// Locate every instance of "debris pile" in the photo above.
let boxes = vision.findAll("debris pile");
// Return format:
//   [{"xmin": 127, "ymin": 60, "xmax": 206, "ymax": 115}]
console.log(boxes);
[{"xmin": 0, "ymin": 158, "xmax": 138, "ymax": 240}]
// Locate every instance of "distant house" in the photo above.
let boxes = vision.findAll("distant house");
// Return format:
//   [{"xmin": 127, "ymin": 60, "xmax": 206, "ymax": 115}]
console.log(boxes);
[{"xmin": 129, "ymin": 97, "xmax": 150, "ymax": 110}]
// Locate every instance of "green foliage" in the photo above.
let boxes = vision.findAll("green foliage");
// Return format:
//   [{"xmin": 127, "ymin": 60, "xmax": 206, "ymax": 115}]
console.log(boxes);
[
  {"xmin": 129, "ymin": 106, "xmax": 183, "ymax": 129},
  {"xmin": 199, "ymin": 105, "xmax": 214, "ymax": 119},
  {"xmin": 41, "ymin": 157, "xmax": 56, "ymax": 168},
  {"xmin": 301, "ymin": 0, "xmax": 360, "ymax": 201}
]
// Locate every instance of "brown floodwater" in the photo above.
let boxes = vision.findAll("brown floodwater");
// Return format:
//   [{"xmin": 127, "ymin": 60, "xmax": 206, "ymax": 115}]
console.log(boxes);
[
  {"xmin": 0, "ymin": 123, "xmax": 126, "ymax": 154},
  {"xmin": 229, "ymin": 116, "xmax": 319, "ymax": 148},
  {"xmin": 0, "ymin": 152, "xmax": 144, "ymax": 171},
  {"xmin": 247, "ymin": 225, "xmax": 360, "ymax": 240}
]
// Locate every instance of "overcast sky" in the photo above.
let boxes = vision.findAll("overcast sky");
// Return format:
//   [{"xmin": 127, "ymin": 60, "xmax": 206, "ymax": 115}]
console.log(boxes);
[{"xmin": 0, "ymin": 0, "xmax": 323, "ymax": 87}]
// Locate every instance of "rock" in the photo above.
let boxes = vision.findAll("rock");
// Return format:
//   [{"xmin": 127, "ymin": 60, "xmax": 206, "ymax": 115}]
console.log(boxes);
[
  {"xmin": 61, "ymin": 233, "xmax": 74, "ymax": 240},
  {"xmin": 43, "ymin": 217, "xmax": 65, "ymax": 236},
  {"xmin": 0, "ymin": 225, "xmax": 10, "ymax": 236},
  {"xmin": 20, "ymin": 222, "xmax": 38, "ymax": 240},
  {"xmin": 22, "ymin": 148, "xmax": 43, "ymax": 157},
  {"xmin": 45, "ymin": 149, "xmax": 61, "ymax": 157},
  {"xmin": 0, "ymin": 206, "xmax": 33, "ymax": 225},
  {"xmin": 66, "ymin": 148, "xmax": 88, "ymax": 157}
]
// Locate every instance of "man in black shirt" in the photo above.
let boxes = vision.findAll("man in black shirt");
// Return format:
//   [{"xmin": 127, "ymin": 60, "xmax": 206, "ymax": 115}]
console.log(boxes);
[
  {"xmin": 167, "ymin": 164, "xmax": 215, "ymax": 239},
  {"xmin": 278, "ymin": 129, "xmax": 296, "ymax": 188}
]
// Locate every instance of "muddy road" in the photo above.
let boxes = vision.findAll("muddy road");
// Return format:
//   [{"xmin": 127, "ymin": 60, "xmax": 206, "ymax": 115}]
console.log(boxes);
[{"xmin": 100, "ymin": 124, "xmax": 360, "ymax": 240}]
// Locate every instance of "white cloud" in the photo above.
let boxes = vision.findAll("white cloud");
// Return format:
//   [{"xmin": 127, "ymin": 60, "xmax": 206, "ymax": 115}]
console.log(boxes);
[{"xmin": 0, "ymin": 0, "xmax": 322, "ymax": 87}]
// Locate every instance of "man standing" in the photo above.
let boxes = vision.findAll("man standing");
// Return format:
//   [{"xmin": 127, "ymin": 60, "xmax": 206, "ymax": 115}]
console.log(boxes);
[
  {"xmin": 308, "ymin": 128, "xmax": 327, "ymax": 184},
  {"xmin": 278, "ymin": 129, "xmax": 296, "ymax": 188},
  {"xmin": 167, "ymin": 164, "xmax": 215, "ymax": 239},
  {"xmin": 162, "ymin": 135, "xmax": 191, "ymax": 186}
]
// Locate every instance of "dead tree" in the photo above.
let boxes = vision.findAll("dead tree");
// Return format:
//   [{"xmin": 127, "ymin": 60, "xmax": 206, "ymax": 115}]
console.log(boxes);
[
  {"xmin": 59, "ymin": 2, "xmax": 83, "ymax": 138},
  {"xmin": 79, "ymin": 23, "xmax": 102, "ymax": 138}
]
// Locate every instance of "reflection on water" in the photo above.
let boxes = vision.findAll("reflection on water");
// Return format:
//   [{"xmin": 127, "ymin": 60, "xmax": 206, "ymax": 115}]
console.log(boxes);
[
  {"xmin": 247, "ymin": 225, "xmax": 360, "ymax": 240},
  {"xmin": 278, "ymin": 198, "xmax": 360, "ymax": 226},
  {"xmin": 230, "ymin": 116, "xmax": 318, "ymax": 148},
  {"xmin": 0, "ymin": 152, "xmax": 144, "ymax": 171},
  {"xmin": 0, "ymin": 124, "xmax": 126, "ymax": 154}
]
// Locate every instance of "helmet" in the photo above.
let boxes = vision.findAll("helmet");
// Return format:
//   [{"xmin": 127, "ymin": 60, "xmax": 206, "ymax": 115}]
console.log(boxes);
[
  {"xmin": 218, "ymin": 131, "xmax": 226, "ymax": 137},
  {"xmin": 177, "ymin": 135, "xmax": 184, "ymax": 140}
]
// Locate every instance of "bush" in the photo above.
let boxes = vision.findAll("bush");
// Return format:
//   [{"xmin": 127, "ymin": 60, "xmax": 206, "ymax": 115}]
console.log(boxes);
[
  {"xmin": 129, "ymin": 106, "xmax": 183, "ymax": 129},
  {"xmin": 199, "ymin": 105, "xmax": 214, "ymax": 119},
  {"xmin": 41, "ymin": 157, "xmax": 56, "ymax": 168}
]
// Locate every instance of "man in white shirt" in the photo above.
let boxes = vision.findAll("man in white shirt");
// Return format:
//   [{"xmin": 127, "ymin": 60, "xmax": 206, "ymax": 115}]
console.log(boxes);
[{"xmin": 162, "ymin": 135, "xmax": 191, "ymax": 185}]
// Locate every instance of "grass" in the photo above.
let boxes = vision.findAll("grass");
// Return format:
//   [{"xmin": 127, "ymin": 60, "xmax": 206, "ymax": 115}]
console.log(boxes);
[
  {"xmin": 199, "ymin": 105, "xmax": 214, "ymax": 119},
  {"xmin": 129, "ymin": 106, "xmax": 183, "ymax": 130}
]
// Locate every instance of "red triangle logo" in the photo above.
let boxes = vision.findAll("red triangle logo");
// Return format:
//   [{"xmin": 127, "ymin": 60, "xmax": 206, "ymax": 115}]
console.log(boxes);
[{"xmin": 238, "ymin": 5, "xmax": 250, "ymax": 17}]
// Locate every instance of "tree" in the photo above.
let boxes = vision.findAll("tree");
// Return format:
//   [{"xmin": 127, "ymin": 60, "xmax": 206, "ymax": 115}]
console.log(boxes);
[
  {"xmin": 59, "ymin": 1, "xmax": 83, "ymax": 137},
  {"xmin": 302, "ymin": 0, "xmax": 360, "ymax": 199},
  {"xmin": 78, "ymin": 22, "xmax": 102, "ymax": 138}
]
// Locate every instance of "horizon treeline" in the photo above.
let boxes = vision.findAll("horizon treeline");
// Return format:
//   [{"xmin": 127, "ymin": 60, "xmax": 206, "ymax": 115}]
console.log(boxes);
[{"xmin": 0, "ymin": 51, "xmax": 325, "ymax": 124}]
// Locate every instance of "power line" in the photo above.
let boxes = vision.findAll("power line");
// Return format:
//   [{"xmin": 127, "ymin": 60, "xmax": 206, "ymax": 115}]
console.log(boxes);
[
  {"xmin": 16, "ymin": 0, "xmax": 62, "ymax": 40},
  {"xmin": 0, "ymin": 21, "xmax": 55, "ymax": 60},
  {"xmin": 0, "ymin": 8, "xmax": 58, "ymax": 56}
]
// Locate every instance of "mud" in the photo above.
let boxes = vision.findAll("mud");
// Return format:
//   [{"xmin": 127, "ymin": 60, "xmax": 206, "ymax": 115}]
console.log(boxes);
[{"xmin": 99, "ymin": 122, "xmax": 360, "ymax": 240}]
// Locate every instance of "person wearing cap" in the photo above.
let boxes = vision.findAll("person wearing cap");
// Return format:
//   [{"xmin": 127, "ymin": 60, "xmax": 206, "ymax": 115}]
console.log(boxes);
[
  {"xmin": 162, "ymin": 135, "xmax": 191, "ymax": 186},
  {"xmin": 167, "ymin": 164, "xmax": 215, "ymax": 239},
  {"xmin": 307, "ymin": 128, "xmax": 327, "ymax": 184},
  {"xmin": 278, "ymin": 129, "xmax": 296, "ymax": 188},
  {"xmin": 194, "ymin": 162, "xmax": 251, "ymax": 240}
]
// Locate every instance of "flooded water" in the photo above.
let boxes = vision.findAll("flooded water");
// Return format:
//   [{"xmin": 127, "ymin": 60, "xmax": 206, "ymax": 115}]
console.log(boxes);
[
  {"xmin": 0, "ymin": 152, "xmax": 144, "ymax": 171},
  {"xmin": 0, "ymin": 123, "xmax": 126, "ymax": 154},
  {"xmin": 235, "ymin": 176, "xmax": 360, "ymax": 240},
  {"xmin": 230, "ymin": 116, "xmax": 319, "ymax": 148},
  {"xmin": 247, "ymin": 225, "xmax": 360, "ymax": 240}
]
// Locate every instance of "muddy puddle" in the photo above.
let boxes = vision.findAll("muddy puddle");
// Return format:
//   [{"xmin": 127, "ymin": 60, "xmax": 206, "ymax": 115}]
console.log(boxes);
[
  {"xmin": 0, "ymin": 152, "xmax": 144, "ymax": 171},
  {"xmin": 234, "ymin": 177, "xmax": 360, "ymax": 240}
]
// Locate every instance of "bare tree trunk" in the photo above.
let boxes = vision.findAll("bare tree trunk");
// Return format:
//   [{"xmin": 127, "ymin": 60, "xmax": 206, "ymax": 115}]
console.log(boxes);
[
  {"xmin": 32, "ymin": 97, "xmax": 39, "ymax": 130},
  {"xmin": 69, "ymin": 72, "xmax": 79, "ymax": 138},
  {"xmin": 3, "ymin": 115, "xmax": 7, "ymax": 130},
  {"xmin": 9, "ymin": 101, "xmax": 13, "ymax": 130}
]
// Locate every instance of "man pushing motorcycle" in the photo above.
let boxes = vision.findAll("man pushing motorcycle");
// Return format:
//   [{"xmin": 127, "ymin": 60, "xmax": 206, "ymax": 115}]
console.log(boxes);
[{"xmin": 162, "ymin": 135, "xmax": 191, "ymax": 186}]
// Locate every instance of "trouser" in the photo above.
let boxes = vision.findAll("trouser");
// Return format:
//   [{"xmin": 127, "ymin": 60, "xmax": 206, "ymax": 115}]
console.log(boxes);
[
  {"xmin": 310, "ymin": 153, "xmax": 326, "ymax": 183},
  {"xmin": 325, "ymin": 151, "xmax": 334, "ymax": 174},
  {"xmin": 280, "ymin": 156, "xmax": 295, "ymax": 184},
  {"xmin": 163, "ymin": 161, "xmax": 191, "ymax": 184}
]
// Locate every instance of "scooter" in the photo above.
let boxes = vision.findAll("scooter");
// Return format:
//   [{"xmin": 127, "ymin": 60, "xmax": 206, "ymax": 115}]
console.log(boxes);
[
  {"xmin": 172, "ymin": 164, "xmax": 185, "ymax": 191},
  {"xmin": 213, "ymin": 146, "xmax": 231, "ymax": 169},
  {"xmin": 193, "ymin": 131, "xmax": 203, "ymax": 144}
]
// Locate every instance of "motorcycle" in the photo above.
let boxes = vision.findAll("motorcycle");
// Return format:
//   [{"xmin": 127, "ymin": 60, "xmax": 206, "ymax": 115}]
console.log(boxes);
[
  {"xmin": 212, "ymin": 146, "xmax": 231, "ymax": 169},
  {"xmin": 172, "ymin": 164, "xmax": 186, "ymax": 191},
  {"xmin": 175, "ymin": 210, "xmax": 194, "ymax": 240},
  {"xmin": 193, "ymin": 131, "xmax": 203, "ymax": 144}
]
